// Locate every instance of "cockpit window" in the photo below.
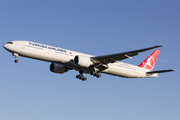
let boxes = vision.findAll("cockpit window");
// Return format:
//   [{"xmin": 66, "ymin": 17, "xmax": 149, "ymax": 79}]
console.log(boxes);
[{"xmin": 7, "ymin": 42, "xmax": 13, "ymax": 44}]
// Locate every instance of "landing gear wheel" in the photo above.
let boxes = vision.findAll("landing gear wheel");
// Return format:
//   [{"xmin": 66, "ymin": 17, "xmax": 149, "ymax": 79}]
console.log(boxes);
[
  {"xmin": 76, "ymin": 75, "xmax": 82, "ymax": 80},
  {"xmin": 79, "ymin": 76, "xmax": 84, "ymax": 80},
  {"xmin": 96, "ymin": 74, "xmax": 101, "ymax": 78},
  {"xmin": 14, "ymin": 59, "xmax": 19, "ymax": 63},
  {"xmin": 76, "ymin": 70, "xmax": 87, "ymax": 81},
  {"xmin": 76, "ymin": 75, "xmax": 80, "ymax": 78},
  {"xmin": 82, "ymin": 77, "xmax": 87, "ymax": 81}
]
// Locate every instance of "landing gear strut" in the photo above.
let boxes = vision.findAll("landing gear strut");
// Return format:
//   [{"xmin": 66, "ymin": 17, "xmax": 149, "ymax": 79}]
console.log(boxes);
[
  {"xmin": 13, "ymin": 53, "xmax": 19, "ymax": 63},
  {"xmin": 76, "ymin": 70, "xmax": 87, "ymax": 81}
]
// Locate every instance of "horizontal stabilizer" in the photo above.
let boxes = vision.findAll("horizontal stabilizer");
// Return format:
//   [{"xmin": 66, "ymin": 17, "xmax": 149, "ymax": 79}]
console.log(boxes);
[{"xmin": 146, "ymin": 69, "xmax": 175, "ymax": 74}]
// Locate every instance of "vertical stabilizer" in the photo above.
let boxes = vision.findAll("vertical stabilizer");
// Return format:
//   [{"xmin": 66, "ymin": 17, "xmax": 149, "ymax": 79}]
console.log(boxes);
[{"xmin": 138, "ymin": 49, "xmax": 160, "ymax": 71}]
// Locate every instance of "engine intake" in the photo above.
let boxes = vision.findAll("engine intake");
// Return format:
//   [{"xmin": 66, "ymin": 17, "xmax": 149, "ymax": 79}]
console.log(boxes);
[
  {"xmin": 50, "ymin": 63, "xmax": 68, "ymax": 74},
  {"xmin": 74, "ymin": 55, "xmax": 93, "ymax": 68}
]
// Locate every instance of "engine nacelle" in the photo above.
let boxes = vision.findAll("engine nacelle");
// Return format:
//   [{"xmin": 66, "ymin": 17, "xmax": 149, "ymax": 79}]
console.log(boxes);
[
  {"xmin": 74, "ymin": 55, "xmax": 93, "ymax": 68},
  {"xmin": 50, "ymin": 63, "xmax": 68, "ymax": 74}
]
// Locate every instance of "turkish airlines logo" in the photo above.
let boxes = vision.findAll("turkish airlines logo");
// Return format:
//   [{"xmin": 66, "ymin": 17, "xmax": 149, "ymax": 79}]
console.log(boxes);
[
  {"xmin": 138, "ymin": 50, "xmax": 159, "ymax": 71},
  {"xmin": 142, "ymin": 56, "xmax": 155, "ymax": 71}
]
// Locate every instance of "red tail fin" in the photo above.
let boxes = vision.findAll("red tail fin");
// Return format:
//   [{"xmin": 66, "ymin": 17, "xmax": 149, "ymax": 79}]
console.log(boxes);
[{"xmin": 138, "ymin": 49, "xmax": 160, "ymax": 71}]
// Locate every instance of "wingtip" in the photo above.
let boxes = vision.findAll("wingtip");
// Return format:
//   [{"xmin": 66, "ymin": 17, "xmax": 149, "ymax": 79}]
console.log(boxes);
[
  {"xmin": 155, "ymin": 45, "xmax": 164, "ymax": 47},
  {"xmin": 167, "ymin": 69, "xmax": 175, "ymax": 72}
]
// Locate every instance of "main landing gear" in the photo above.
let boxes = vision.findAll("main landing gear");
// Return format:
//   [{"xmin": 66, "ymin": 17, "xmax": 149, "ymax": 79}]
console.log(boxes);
[
  {"xmin": 13, "ymin": 53, "xmax": 19, "ymax": 63},
  {"xmin": 76, "ymin": 70, "xmax": 87, "ymax": 81},
  {"xmin": 76, "ymin": 75, "xmax": 87, "ymax": 81},
  {"xmin": 90, "ymin": 71, "xmax": 101, "ymax": 78},
  {"xmin": 76, "ymin": 70, "xmax": 102, "ymax": 81}
]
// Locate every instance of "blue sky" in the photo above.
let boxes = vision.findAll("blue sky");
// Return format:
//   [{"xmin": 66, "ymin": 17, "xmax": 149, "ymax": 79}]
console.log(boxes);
[{"xmin": 0, "ymin": 0, "xmax": 179, "ymax": 120}]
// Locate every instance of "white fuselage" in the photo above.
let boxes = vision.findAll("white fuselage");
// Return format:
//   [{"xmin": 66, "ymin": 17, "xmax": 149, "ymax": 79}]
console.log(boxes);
[{"xmin": 3, "ymin": 41, "xmax": 158, "ymax": 78}]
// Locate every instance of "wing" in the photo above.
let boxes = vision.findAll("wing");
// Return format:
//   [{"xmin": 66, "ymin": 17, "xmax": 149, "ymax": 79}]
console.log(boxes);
[{"xmin": 91, "ymin": 45, "xmax": 163, "ymax": 64}]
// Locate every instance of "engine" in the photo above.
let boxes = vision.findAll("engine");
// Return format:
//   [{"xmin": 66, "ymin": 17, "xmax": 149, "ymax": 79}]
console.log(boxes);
[
  {"xmin": 50, "ymin": 63, "xmax": 68, "ymax": 74},
  {"xmin": 74, "ymin": 55, "xmax": 93, "ymax": 68}
]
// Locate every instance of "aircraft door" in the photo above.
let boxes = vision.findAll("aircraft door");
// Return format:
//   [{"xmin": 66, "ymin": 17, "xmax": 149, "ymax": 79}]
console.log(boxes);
[{"xmin": 21, "ymin": 42, "xmax": 26, "ymax": 49}]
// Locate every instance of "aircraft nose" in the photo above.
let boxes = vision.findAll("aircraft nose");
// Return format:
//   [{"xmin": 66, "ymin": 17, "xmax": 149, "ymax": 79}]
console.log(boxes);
[
  {"xmin": 3, "ymin": 44, "xmax": 7, "ymax": 49},
  {"xmin": 3, "ymin": 43, "xmax": 11, "ymax": 51}
]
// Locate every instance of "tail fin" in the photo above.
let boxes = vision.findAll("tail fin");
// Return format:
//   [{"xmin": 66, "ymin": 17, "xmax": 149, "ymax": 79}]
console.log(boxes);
[{"xmin": 138, "ymin": 49, "xmax": 160, "ymax": 71}]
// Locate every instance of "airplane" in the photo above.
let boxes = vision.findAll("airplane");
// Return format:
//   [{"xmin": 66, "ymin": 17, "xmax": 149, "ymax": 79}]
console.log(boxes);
[{"xmin": 3, "ymin": 40, "xmax": 174, "ymax": 81}]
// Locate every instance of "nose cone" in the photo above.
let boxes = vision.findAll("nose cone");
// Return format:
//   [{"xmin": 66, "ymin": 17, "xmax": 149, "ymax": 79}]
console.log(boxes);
[
  {"xmin": 3, "ymin": 44, "xmax": 7, "ymax": 50},
  {"xmin": 3, "ymin": 43, "xmax": 12, "ymax": 51},
  {"xmin": 3, "ymin": 42, "xmax": 15, "ymax": 52}
]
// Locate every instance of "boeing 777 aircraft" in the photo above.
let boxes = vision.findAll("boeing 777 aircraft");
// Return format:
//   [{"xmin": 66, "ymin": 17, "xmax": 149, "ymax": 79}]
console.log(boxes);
[{"xmin": 3, "ymin": 41, "xmax": 174, "ymax": 81}]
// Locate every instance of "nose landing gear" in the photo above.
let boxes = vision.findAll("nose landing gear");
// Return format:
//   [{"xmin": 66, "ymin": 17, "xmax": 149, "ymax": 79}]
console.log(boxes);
[{"xmin": 13, "ymin": 53, "xmax": 19, "ymax": 63}]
